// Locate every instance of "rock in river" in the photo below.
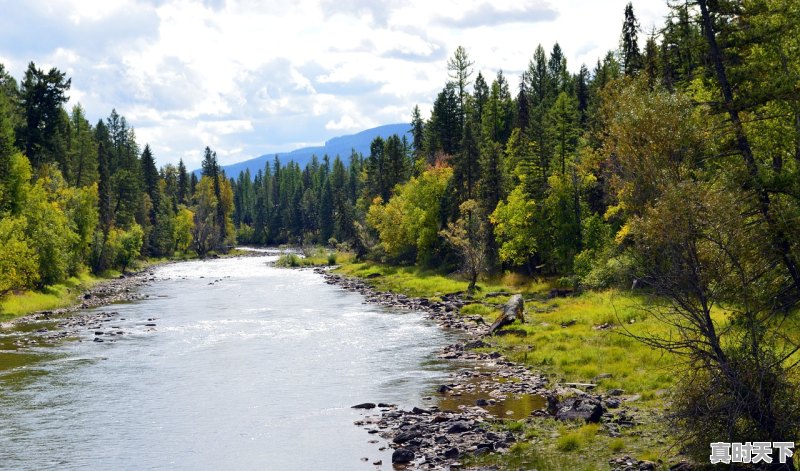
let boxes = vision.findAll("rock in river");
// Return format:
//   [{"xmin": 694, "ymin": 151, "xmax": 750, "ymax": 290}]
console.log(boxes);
[
  {"xmin": 351, "ymin": 403, "xmax": 376, "ymax": 409},
  {"xmin": 392, "ymin": 448, "xmax": 415, "ymax": 464}
]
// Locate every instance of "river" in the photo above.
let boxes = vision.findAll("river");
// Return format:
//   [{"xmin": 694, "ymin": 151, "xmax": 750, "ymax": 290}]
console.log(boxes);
[{"xmin": 0, "ymin": 253, "xmax": 456, "ymax": 470}]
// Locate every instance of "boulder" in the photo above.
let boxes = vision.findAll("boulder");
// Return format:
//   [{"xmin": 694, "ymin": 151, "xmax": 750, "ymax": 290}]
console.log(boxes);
[
  {"xmin": 446, "ymin": 421, "xmax": 472, "ymax": 433},
  {"xmin": 393, "ymin": 429, "xmax": 422, "ymax": 444},
  {"xmin": 555, "ymin": 397, "xmax": 604, "ymax": 423},
  {"xmin": 444, "ymin": 447, "xmax": 460, "ymax": 459},
  {"xmin": 351, "ymin": 402, "xmax": 376, "ymax": 409},
  {"xmin": 391, "ymin": 448, "xmax": 415, "ymax": 464}
]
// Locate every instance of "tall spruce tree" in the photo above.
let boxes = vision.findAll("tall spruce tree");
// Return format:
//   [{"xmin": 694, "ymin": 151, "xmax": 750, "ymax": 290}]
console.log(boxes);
[{"xmin": 621, "ymin": 2, "xmax": 642, "ymax": 76}]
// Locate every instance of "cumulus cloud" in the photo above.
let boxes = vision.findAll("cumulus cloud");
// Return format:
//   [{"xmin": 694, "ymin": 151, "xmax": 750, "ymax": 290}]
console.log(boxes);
[
  {"xmin": 434, "ymin": 1, "xmax": 558, "ymax": 28},
  {"xmin": 0, "ymin": 0, "xmax": 670, "ymax": 169}
]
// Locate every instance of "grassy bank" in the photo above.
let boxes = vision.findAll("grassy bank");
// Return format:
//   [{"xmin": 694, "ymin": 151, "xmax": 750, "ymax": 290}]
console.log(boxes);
[
  {"xmin": 0, "ymin": 271, "xmax": 109, "ymax": 321},
  {"xmin": 275, "ymin": 247, "xmax": 356, "ymax": 267},
  {"xmin": 331, "ymin": 257, "xmax": 685, "ymax": 469}
]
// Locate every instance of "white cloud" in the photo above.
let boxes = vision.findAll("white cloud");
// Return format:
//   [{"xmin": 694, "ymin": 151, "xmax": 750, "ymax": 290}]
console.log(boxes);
[
  {"xmin": 325, "ymin": 114, "xmax": 372, "ymax": 131},
  {"xmin": 0, "ymin": 0, "xmax": 670, "ymax": 169}
]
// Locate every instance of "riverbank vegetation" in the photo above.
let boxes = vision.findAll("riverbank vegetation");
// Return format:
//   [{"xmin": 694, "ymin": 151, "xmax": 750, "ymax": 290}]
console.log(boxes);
[{"xmin": 0, "ymin": 63, "xmax": 236, "ymax": 316}]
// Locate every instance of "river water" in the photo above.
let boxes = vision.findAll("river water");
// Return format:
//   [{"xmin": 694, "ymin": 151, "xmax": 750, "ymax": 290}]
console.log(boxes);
[{"xmin": 0, "ymin": 253, "xmax": 456, "ymax": 470}]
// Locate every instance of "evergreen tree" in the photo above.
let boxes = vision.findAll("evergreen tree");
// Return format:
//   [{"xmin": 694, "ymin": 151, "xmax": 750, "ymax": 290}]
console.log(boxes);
[
  {"xmin": 575, "ymin": 65, "xmax": 590, "ymax": 126},
  {"xmin": 481, "ymin": 70, "xmax": 514, "ymax": 144},
  {"xmin": 410, "ymin": 105, "xmax": 425, "ymax": 157},
  {"xmin": 140, "ymin": 144, "xmax": 159, "ymax": 208},
  {"xmin": 68, "ymin": 105, "xmax": 98, "ymax": 187},
  {"xmin": 473, "ymin": 72, "xmax": 490, "ymax": 120},
  {"xmin": 548, "ymin": 43, "xmax": 570, "ymax": 96},
  {"xmin": 447, "ymin": 45, "xmax": 473, "ymax": 126},
  {"xmin": 453, "ymin": 112, "xmax": 481, "ymax": 203},
  {"xmin": 516, "ymin": 75, "xmax": 530, "ymax": 131},
  {"xmin": 177, "ymin": 159, "xmax": 189, "ymax": 205},
  {"xmin": 18, "ymin": 62, "xmax": 71, "ymax": 169},
  {"xmin": 429, "ymin": 83, "xmax": 462, "ymax": 156},
  {"xmin": 385, "ymin": 134, "xmax": 408, "ymax": 192},
  {"xmin": 643, "ymin": 30, "xmax": 660, "ymax": 88},
  {"xmin": 621, "ymin": 2, "xmax": 642, "ymax": 76}
]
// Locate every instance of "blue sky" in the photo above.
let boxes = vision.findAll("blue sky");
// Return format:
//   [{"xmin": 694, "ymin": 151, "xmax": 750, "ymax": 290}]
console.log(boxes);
[{"xmin": 0, "ymin": 0, "xmax": 670, "ymax": 169}]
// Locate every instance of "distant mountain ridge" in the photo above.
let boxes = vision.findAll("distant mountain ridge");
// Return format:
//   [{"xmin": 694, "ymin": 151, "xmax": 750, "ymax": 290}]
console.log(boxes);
[{"xmin": 210, "ymin": 123, "xmax": 411, "ymax": 178}]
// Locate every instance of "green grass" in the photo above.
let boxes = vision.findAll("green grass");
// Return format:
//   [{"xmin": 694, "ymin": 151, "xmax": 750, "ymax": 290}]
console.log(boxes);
[
  {"xmin": 333, "ymin": 259, "xmax": 689, "ymax": 468},
  {"xmin": 0, "ymin": 270, "xmax": 107, "ymax": 320},
  {"xmin": 275, "ymin": 249, "xmax": 355, "ymax": 268}
]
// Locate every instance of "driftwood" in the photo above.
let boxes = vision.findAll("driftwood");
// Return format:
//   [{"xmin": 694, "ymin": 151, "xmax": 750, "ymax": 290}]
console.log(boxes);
[{"xmin": 488, "ymin": 294, "xmax": 524, "ymax": 335}]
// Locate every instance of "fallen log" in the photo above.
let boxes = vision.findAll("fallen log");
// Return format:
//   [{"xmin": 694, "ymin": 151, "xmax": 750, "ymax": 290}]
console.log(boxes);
[{"xmin": 487, "ymin": 294, "xmax": 524, "ymax": 335}]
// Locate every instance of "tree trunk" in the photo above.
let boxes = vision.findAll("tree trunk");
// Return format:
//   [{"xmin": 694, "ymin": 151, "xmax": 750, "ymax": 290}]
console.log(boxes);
[{"xmin": 697, "ymin": 0, "xmax": 800, "ymax": 290}]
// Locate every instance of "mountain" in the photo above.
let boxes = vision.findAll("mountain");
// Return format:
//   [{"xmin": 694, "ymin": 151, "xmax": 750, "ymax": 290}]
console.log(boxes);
[{"xmin": 210, "ymin": 123, "xmax": 411, "ymax": 178}]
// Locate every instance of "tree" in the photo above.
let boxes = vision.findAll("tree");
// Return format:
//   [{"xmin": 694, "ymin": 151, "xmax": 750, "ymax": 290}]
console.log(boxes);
[
  {"xmin": 200, "ymin": 146, "xmax": 230, "ymax": 249},
  {"xmin": 428, "ymin": 83, "xmax": 462, "ymax": 157},
  {"xmin": 452, "ymin": 113, "xmax": 480, "ymax": 203},
  {"xmin": 410, "ymin": 105, "xmax": 425, "ymax": 158},
  {"xmin": 481, "ymin": 70, "xmax": 514, "ymax": 144},
  {"xmin": 620, "ymin": 2, "xmax": 642, "ymax": 76},
  {"xmin": 192, "ymin": 175, "xmax": 234, "ymax": 255},
  {"xmin": 473, "ymin": 72, "xmax": 490, "ymax": 121},
  {"xmin": 174, "ymin": 207, "xmax": 195, "ymax": 253},
  {"xmin": 574, "ymin": 64, "xmax": 590, "ymax": 126},
  {"xmin": 111, "ymin": 224, "xmax": 144, "ymax": 273},
  {"xmin": 365, "ymin": 136, "xmax": 388, "ymax": 201},
  {"xmin": 0, "ymin": 82, "xmax": 18, "ymax": 205},
  {"xmin": 546, "ymin": 92, "xmax": 580, "ymax": 175},
  {"xmin": 68, "ymin": 105, "xmax": 98, "ymax": 187},
  {"xmin": 23, "ymin": 170, "xmax": 78, "ymax": 287},
  {"xmin": 440, "ymin": 200, "xmax": 488, "ymax": 293},
  {"xmin": 64, "ymin": 183, "xmax": 99, "ymax": 269},
  {"xmin": 18, "ymin": 62, "xmax": 71, "ymax": 169},
  {"xmin": 447, "ymin": 45, "xmax": 473, "ymax": 125},
  {"xmin": 140, "ymin": 144, "xmax": 159, "ymax": 207},
  {"xmin": 367, "ymin": 165, "xmax": 453, "ymax": 264},
  {"xmin": 603, "ymin": 78, "xmax": 800, "ymax": 464},
  {"xmin": 694, "ymin": 0, "xmax": 800, "ymax": 289},
  {"xmin": 490, "ymin": 184, "xmax": 538, "ymax": 270},
  {"xmin": 0, "ymin": 216, "xmax": 39, "ymax": 298},
  {"xmin": 177, "ymin": 159, "xmax": 189, "ymax": 205}
]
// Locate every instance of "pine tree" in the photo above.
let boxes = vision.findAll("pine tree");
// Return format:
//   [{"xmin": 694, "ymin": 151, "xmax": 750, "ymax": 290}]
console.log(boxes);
[
  {"xmin": 621, "ymin": 2, "xmax": 642, "ymax": 76},
  {"xmin": 453, "ymin": 113, "xmax": 480, "ymax": 203},
  {"xmin": 177, "ymin": 159, "xmax": 189, "ymax": 205},
  {"xmin": 481, "ymin": 70, "xmax": 514, "ymax": 144},
  {"xmin": 473, "ymin": 72, "xmax": 489, "ymax": 120},
  {"xmin": 643, "ymin": 30, "xmax": 660, "ymax": 88},
  {"xmin": 429, "ymin": 83, "xmax": 462, "ymax": 156},
  {"xmin": 516, "ymin": 75, "xmax": 530, "ymax": 131},
  {"xmin": 140, "ymin": 144, "xmax": 159, "ymax": 208},
  {"xmin": 447, "ymin": 45, "xmax": 474, "ymax": 126},
  {"xmin": 575, "ymin": 65, "xmax": 590, "ymax": 126},
  {"xmin": 410, "ymin": 105, "xmax": 425, "ymax": 157},
  {"xmin": 548, "ymin": 43, "xmax": 569, "ymax": 96},
  {"xmin": 18, "ymin": 62, "xmax": 71, "ymax": 169},
  {"xmin": 68, "ymin": 105, "xmax": 98, "ymax": 187},
  {"xmin": 94, "ymin": 121, "xmax": 113, "ymax": 233}
]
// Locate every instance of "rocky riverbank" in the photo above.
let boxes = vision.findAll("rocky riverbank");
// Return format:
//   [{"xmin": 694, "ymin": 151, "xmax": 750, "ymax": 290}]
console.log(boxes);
[
  {"xmin": 1, "ymin": 252, "xmax": 267, "ymax": 342},
  {"xmin": 315, "ymin": 268, "xmax": 659, "ymax": 470}
]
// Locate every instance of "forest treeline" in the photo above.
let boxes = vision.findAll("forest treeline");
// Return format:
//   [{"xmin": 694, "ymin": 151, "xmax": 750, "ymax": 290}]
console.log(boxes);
[
  {"xmin": 1, "ymin": 0, "xmax": 799, "ymax": 460},
  {"xmin": 0, "ymin": 62, "xmax": 236, "ymax": 296}
]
